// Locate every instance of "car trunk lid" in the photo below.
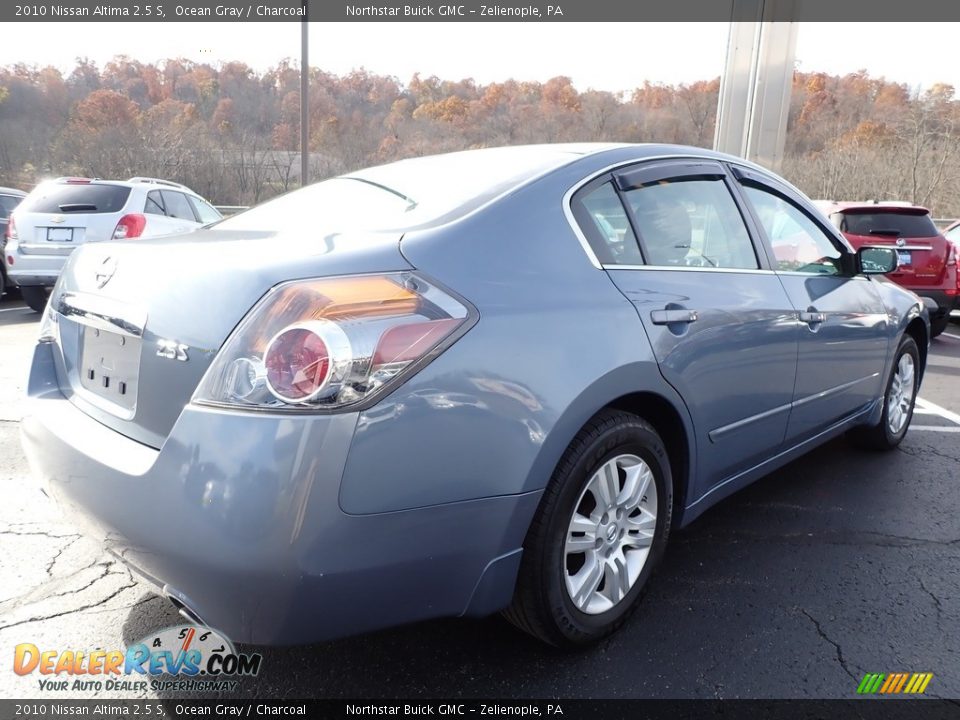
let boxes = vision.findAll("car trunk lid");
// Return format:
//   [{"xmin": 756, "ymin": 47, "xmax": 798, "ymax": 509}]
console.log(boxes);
[{"xmin": 48, "ymin": 228, "xmax": 409, "ymax": 448}]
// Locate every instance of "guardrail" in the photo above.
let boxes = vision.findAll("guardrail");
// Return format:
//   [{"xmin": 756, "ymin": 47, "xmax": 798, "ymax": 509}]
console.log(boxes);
[{"xmin": 214, "ymin": 205, "xmax": 249, "ymax": 217}]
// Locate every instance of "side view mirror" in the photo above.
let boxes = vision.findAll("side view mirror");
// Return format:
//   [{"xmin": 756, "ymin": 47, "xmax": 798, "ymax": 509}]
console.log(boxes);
[{"xmin": 857, "ymin": 246, "xmax": 898, "ymax": 275}]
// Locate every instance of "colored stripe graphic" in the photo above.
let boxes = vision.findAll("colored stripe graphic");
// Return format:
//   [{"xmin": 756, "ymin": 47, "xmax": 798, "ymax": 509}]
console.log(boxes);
[
  {"xmin": 879, "ymin": 674, "xmax": 897, "ymax": 693},
  {"xmin": 857, "ymin": 673, "xmax": 885, "ymax": 694},
  {"xmin": 857, "ymin": 672, "xmax": 932, "ymax": 694},
  {"xmin": 894, "ymin": 674, "xmax": 908, "ymax": 693}
]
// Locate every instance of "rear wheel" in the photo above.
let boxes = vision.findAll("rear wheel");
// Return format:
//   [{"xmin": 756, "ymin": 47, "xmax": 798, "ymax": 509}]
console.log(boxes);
[
  {"xmin": 21, "ymin": 286, "xmax": 50, "ymax": 313},
  {"xmin": 503, "ymin": 409, "xmax": 673, "ymax": 647},
  {"xmin": 930, "ymin": 314, "xmax": 949, "ymax": 338},
  {"xmin": 849, "ymin": 335, "xmax": 920, "ymax": 450}
]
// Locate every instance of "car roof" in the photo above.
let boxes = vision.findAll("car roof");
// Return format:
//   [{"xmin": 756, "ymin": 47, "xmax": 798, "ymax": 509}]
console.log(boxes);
[
  {"xmin": 817, "ymin": 200, "xmax": 931, "ymax": 215},
  {"xmin": 341, "ymin": 143, "xmax": 784, "ymax": 227},
  {"xmin": 0, "ymin": 186, "xmax": 27, "ymax": 197},
  {"xmin": 347, "ymin": 143, "xmax": 628, "ymax": 194},
  {"xmin": 40, "ymin": 177, "xmax": 201, "ymax": 196}
]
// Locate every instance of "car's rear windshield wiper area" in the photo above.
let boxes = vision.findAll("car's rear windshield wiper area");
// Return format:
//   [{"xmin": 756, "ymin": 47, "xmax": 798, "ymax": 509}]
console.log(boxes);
[
  {"xmin": 868, "ymin": 229, "xmax": 902, "ymax": 236},
  {"xmin": 58, "ymin": 203, "xmax": 98, "ymax": 212}
]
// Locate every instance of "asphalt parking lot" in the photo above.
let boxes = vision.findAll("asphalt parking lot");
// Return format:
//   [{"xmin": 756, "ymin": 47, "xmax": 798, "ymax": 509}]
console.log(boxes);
[{"xmin": 1, "ymin": 292, "xmax": 958, "ymax": 700}]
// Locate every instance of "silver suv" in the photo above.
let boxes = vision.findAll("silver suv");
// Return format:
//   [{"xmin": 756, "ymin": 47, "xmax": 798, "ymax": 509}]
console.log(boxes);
[{"xmin": 6, "ymin": 177, "xmax": 221, "ymax": 311}]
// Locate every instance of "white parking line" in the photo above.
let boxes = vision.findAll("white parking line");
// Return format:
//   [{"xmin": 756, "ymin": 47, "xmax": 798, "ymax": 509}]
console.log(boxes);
[
  {"xmin": 910, "ymin": 426, "xmax": 960, "ymax": 433},
  {"xmin": 915, "ymin": 397, "xmax": 960, "ymax": 426},
  {"xmin": 942, "ymin": 332, "xmax": 960, "ymax": 341},
  {"xmin": 0, "ymin": 306, "xmax": 28, "ymax": 313}
]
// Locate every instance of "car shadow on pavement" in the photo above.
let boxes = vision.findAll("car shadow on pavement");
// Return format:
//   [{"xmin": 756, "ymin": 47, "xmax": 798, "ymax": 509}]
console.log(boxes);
[{"xmin": 0, "ymin": 306, "xmax": 39, "ymax": 327}]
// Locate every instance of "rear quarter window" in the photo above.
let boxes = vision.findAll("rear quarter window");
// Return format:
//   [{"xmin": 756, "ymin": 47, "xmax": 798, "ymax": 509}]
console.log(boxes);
[
  {"xmin": 838, "ymin": 211, "xmax": 939, "ymax": 238},
  {"xmin": 21, "ymin": 184, "xmax": 131, "ymax": 214}
]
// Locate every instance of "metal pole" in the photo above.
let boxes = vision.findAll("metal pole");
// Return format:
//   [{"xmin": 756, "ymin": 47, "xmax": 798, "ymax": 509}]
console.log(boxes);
[
  {"xmin": 714, "ymin": 1, "xmax": 798, "ymax": 172},
  {"xmin": 300, "ymin": 14, "xmax": 309, "ymax": 187}
]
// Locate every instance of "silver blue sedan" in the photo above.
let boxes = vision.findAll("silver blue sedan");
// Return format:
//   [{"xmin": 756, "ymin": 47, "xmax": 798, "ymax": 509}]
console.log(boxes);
[{"xmin": 21, "ymin": 144, "xmax": 927, "ymax": 647}]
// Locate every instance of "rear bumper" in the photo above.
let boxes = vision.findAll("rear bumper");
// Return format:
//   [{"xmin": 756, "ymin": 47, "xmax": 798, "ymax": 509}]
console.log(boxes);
[
  {"xmin": 21, "ymin": 342, "xmax": 536, "ymax": 644},
  {"xmin": 6, "ymin": 244, "xmax": 66, "ymax": 287},
  {"xmin": 910, "ymin": 289, "xmax": 958, "ymax": 316}
]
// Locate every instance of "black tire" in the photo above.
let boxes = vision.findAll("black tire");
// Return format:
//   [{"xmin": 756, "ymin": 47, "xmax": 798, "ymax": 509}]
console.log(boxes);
[
  {"xmin": 503, "ymin": 409, "xmax": 673, "ymax": 647},
  {"xmin": 0, "ymin": 269, "xmax": 5, "ymax": 298},
  {"xmin": 848, "ymin": 335, "xmax": 920, "ymax": 450},
  {"xmin": 21, "ymin": 286, "xmax": 50, "ymax": 313},
  {"xmin": 930, "ymin": 314, "xmax": 949, "ymax": 338}
]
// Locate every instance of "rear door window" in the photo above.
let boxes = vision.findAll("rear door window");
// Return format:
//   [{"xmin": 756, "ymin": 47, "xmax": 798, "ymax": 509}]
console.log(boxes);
[
  {"xmin": 21, "ymin": 184, "xmax": 131, "ymax": 214},
  {"xmin": 160, "ymin": 191, "xmax": 198, "ymax": 222},
  {"xmin": 623, "ymin": 177, "xmax": 759, "ymax": 269}
]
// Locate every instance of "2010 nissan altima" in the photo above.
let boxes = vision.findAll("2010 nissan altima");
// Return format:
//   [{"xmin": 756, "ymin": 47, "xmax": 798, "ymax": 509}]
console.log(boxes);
[{"xmin": 21, "ymin": 144, "xmax": 927, "ymax": 647}]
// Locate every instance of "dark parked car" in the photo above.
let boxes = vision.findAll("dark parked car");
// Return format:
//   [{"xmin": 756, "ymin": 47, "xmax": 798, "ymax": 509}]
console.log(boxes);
[
  {"xmin": 21, "ymin": 145, "xmax": 927, "ymax": 648},
  {"xmin": 0, "ymin": 186, "xmax": 27, "ymax": 297},
  {"xmin": 820, "ymin": 202, "xmax": 957, "ymax": 337}
]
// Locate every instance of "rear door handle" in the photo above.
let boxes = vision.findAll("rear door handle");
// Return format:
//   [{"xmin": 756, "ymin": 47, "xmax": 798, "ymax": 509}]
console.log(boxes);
[
  {"xmin": 799, "ymin": 311, "xmax": 827, "ymax": 324},
  {"xmin": 651, "ymin": 309, "xmax": 699, "ymax": 325}
]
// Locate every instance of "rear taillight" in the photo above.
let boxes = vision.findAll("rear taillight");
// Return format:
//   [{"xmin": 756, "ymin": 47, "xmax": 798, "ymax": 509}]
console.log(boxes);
[
  {"xmin": 6, "ymin": 216, "xmax": 17, "ymax": 241},
  {"xmin": 112, "ymin": 213, "xmax": 146, "ymax": 240},
  {"xmin": 193, "ymin": 273, "xmax": 474, "ymax": 412},
  {"xmin": 949, "ymin": 242, "xmax": 959, "ymax": 295}
]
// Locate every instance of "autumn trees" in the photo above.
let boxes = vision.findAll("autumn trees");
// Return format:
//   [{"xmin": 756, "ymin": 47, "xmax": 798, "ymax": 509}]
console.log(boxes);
[{"xmin": 0, "ymin": 57, "xmax": 958, "ymax": 216}]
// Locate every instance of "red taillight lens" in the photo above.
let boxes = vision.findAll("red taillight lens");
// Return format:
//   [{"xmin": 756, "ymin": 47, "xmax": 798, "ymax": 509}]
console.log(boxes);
[
  {"xmin": 193, "ymin": 273, "xmax": 473, "ymax": 411},
  {"xmin": 6, "ymin": 256, "xmax": 13, "ymax": 266},
  {"xmin": 373, "ymin": 318, "xmax": 461, "ymax": 366},
  {"xmin": 112, "ymin": 213, "xmax": 146, "ymax": 240},
  {"xmin": 264, "ymin": 323, "xmax": 340, "ymax": 402},
  {"xmin": 6, "ymin": 216, "xmax": 17, "ymax": 241}
]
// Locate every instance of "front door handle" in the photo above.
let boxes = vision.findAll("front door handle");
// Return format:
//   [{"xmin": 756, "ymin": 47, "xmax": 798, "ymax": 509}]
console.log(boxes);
[
  {"xmin": 651, "ymin": 309, "xmax": 699, "ymax": 325},
  {"xmin": 799, "ymin": 311, "xmax": 827, "ymax": 325}
]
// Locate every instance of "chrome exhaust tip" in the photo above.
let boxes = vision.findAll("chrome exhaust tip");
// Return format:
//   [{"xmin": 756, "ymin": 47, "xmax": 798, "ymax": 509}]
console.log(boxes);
[{"xmin": 166, "ymin": 593, "xmax": 205, "ymax": 626}]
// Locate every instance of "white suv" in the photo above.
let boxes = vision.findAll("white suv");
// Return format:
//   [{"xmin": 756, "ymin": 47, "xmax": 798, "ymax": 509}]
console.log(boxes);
[{"xmin": 5, "ymin": 177, "xmax": 222, "ymax": 311}]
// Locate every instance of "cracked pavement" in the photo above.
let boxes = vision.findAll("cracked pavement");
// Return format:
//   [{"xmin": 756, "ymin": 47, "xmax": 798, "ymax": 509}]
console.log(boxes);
[{"xmin": 1, "ymin": 294, "xmax": 958, "ymax": 700}]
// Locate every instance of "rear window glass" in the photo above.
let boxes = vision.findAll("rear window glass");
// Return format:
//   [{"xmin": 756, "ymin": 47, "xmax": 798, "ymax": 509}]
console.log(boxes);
[
  {"xmin": 217, "ymin": 146, "xmax": 572, "ymax": 233},
  {"xmin": 834, "ymin": 211, "xmax": 939, "ymax": 238},
  {"xmin": 21, "ymin": 184, "xmax": 131, "ymax": 214},
  {"xmin": 216, "ymin": 178, "xmax": 418, "ymax": 234}
]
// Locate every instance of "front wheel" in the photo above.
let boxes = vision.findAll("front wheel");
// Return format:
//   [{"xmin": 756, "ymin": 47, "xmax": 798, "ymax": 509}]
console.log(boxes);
[
  {"xmin": 503, "ymin": 409, "xmax": 673, "ymax": 647},
  {"xmin": 21, "ymin": 286, "xmax": 50, "ymax": 313},
  {"xmin": 849, "ymin": 335, "xmax": 920, "ymax": 450}
]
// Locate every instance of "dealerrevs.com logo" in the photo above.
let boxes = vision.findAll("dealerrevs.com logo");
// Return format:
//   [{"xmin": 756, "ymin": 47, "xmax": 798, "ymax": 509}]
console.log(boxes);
[{"xmin": 13, "ymin": 625, "xmax": 263, "ymax": 693}]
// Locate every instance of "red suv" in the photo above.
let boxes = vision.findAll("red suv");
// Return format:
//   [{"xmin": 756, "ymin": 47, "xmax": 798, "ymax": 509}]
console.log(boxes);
[{"xmin": 820, "ymin": 202, "xmax": 958, "ymax": 337}]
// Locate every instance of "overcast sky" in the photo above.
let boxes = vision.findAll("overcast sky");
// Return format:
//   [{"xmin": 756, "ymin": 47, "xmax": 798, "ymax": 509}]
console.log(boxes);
[{"xmin": 2, "ymin": 22, "xmax": 959, "ymax": 93}]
